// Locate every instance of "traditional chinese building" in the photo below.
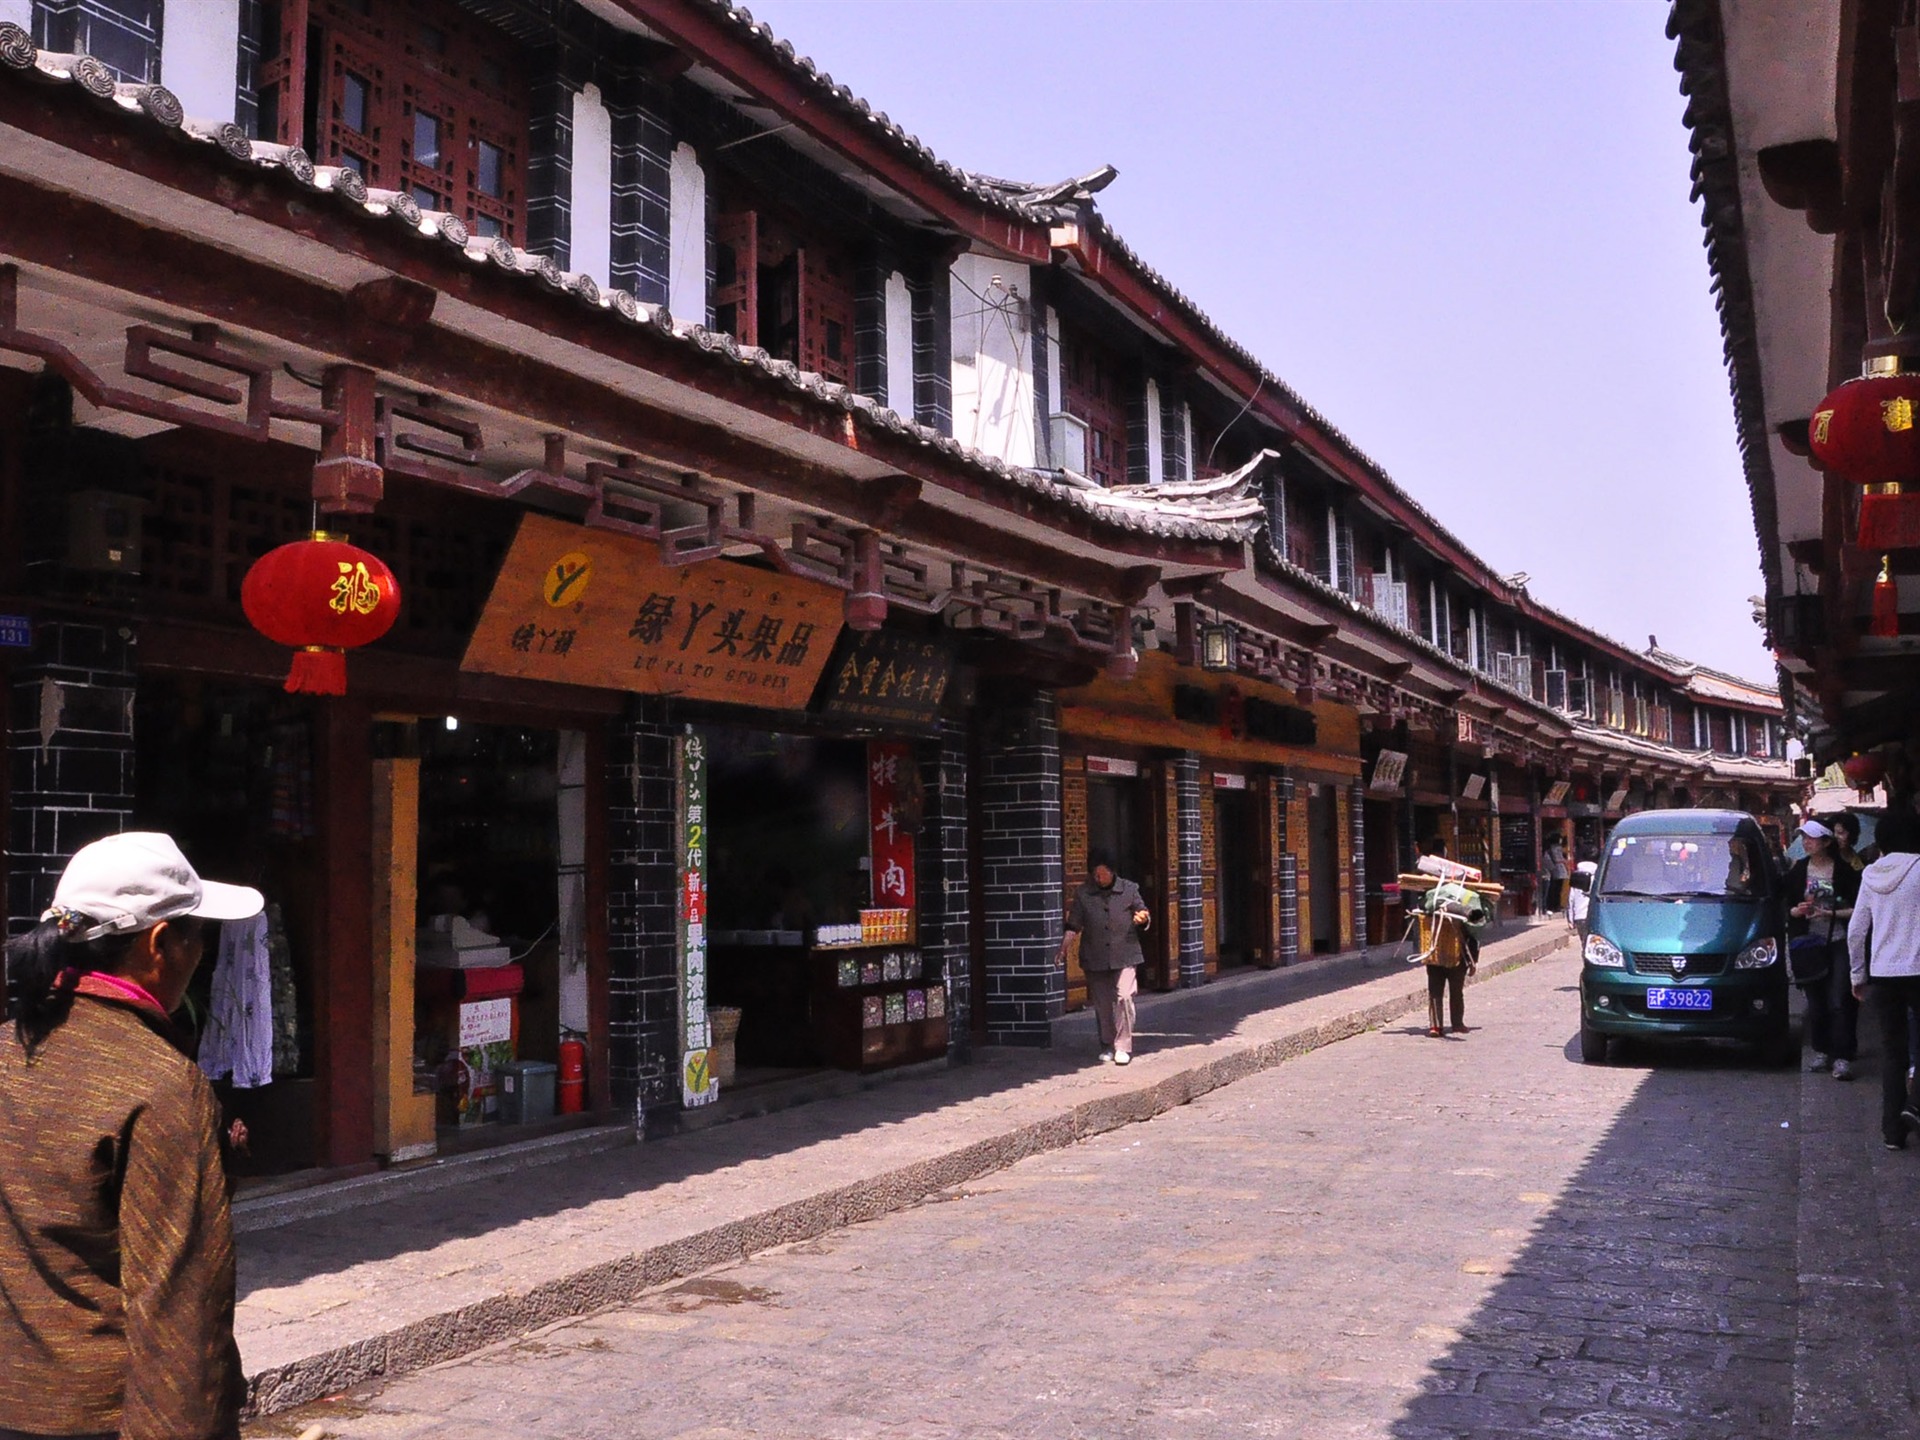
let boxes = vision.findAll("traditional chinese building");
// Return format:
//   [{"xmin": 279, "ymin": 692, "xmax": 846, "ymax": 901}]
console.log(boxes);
[{"xmin": 0, "ymin": 0, "xmax": 1796, "ymax": 1181}]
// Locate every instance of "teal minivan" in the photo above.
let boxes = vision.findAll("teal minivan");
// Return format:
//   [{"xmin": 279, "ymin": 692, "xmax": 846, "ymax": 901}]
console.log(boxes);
[{"xmin": 1573, "ymin": 809, "xmax": 1791, "ymax": 1064}]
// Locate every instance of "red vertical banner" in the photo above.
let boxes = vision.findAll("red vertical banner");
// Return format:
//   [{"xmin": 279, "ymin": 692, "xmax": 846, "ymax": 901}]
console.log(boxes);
[{"xmin": 868, "ymin": 741, "xmax": 917, "ymax": 914}]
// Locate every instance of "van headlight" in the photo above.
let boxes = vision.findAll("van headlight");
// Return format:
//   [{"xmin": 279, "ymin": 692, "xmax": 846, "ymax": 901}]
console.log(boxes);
[
  {"xmin": 1584, "ymin": 934, "xmax": 1625, "ymax": 969},
  {"xmin": 1735, "ymin": 937, "xmax": 1778, "ymax": 970}
]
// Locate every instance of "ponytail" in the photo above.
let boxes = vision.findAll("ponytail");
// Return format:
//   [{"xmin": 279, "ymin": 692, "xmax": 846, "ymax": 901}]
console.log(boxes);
[{"xmin": 5, "ymin": 915, "xmax": 136, "ymax": 1052}]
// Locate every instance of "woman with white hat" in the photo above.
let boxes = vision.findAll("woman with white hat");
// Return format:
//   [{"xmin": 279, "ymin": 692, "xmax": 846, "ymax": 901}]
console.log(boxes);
[
  {"xmin": 0, "ymin": 832, "xmax": 263, "ymax": 1440},
  {"xmin": 1785, "ymin": 819, "xmax": 1862, "ymax": 1080}
]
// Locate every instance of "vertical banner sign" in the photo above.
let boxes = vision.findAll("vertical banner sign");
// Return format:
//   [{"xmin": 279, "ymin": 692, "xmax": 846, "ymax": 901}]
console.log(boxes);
[
  {"xmin": 679, "ymin": 732, "xmax": 716, "ymax": 1108},
  {"xmin": 868, "ymin": 741, "xmax": 917, "ymax": 913}
]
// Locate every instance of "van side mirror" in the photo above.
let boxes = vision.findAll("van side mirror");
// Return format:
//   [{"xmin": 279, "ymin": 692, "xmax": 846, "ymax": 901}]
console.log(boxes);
[{"xmin": 1569, "ymin": 872, "xmax": 1592, "ymax": 893}]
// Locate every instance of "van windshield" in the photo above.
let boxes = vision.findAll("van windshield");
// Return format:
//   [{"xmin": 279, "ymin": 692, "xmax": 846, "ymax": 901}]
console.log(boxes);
[{"xmin": 1599, "ymin": 834, "xmax": 1766, "ymax": 899}]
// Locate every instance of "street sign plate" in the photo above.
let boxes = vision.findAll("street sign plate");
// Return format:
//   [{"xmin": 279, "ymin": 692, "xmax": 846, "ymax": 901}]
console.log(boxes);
[{"xmin": 0, "ymin": 615, "xmax": 30, "ymax": 650}]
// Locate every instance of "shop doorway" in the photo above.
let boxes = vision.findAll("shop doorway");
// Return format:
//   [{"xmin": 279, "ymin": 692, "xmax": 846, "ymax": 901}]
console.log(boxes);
[
  {"xmin": 412, "ymin": 720, "xmax": 583, "ymax": 1150},
  {"xmin": 1364, "ymin": 798, "xmax": 1401, "ymax": 945},
  {"xmin": 1307, "ymin": 782, "xmax": 1341, "ymax": 954},
  {"xmin": 1213, "ymin": 783, "xmax": 1258, "ymax": 967},
  {"xmin": 1086, "ymin": 770, "xmax": 1169, "ymax": 985},
  {"xmin": 133, "ymin": 677, "xmax": 325, "ymax": 1175}
]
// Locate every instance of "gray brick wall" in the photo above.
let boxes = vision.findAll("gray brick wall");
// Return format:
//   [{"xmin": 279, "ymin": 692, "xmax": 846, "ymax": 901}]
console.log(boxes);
[
  {"xmin": 909, "ymin": 263, "xmax": 953, "ymax": 436},
  {"xmin": 606, "ymin": 700, "xmax": 679, "ymax": 1117},
  {"xmin": 916, "ymin": 718, "xmax": 970, "ymax": 1061},
  {"xmin": 1349, "ymin": 779, "xmax": 1368, "ymax": 958},
  {"xmin": 1278, "ymin": 771, "xmax": 1300, "ymax": 963},
  {"xmin": 7, "ymin": 620, "xmax": 136, "ymax": 941},
  {"xmin": 608, "ymin": 74, "xmax": 671, "ymax": 305},
  {"xmin": 1176, "ymin": 753, "xmax": 1205, "ymax": 986},
  {"xmin": 977, "ymin": 685, "xmax": 1061, "ymax": 1044}
]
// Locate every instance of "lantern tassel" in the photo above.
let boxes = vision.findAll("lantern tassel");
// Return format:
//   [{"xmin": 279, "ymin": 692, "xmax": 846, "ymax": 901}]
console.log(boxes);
[
  {"xmin": 285, "ymin": 647, "xmax": 348, "ymax": 695},
  {"xmin": 1871, "ymin": 555, "xmax": 1901, "ymax": 638}
]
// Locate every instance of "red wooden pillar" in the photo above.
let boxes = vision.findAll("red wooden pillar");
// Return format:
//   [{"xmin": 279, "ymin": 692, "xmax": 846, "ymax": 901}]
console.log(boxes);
[{"xmin": 316, "ymin": 697, "xmax": 375, "ymax": 1168}]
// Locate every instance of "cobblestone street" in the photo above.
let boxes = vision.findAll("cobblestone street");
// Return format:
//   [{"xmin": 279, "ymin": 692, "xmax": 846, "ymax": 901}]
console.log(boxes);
[{"xmin": 252, "ymin": 945, "xmax": 1916, "ymax": 1440}]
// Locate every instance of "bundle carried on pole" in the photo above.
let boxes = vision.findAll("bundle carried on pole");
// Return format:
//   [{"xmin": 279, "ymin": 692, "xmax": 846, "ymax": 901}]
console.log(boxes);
[{"xmin": 1398, "ymin": 872, "xmax": 1502, "ymax": 967}]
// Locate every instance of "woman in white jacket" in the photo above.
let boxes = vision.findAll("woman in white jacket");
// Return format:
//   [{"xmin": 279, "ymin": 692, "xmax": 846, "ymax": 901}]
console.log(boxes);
[{"xmin": 1847, "ymin": 810, "xmax": 1920, "ymax": 1150}]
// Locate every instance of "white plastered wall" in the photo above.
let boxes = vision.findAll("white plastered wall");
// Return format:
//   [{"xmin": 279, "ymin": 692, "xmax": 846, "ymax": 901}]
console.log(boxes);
[
  {"xmin": 159, "ymin": 0, "xmax": 240, "ymax": 122},
  {"xmin": 1145, "ymin": 377, "xmax": 1164, "ymax": 486},
  {"xmin": 949, "ymin": 251, "xmax": 1035, "ymax": 467},
  {"xmin": 570, "ymin": 84, "xmax": 613, "ymax": 289},
  {"xmin": 884, "ymin": 269, "xmax": 914, "ymax": 416},
  {"xmin": 668, "ymin": 142, "xmax": 706, "ymax": 323}
]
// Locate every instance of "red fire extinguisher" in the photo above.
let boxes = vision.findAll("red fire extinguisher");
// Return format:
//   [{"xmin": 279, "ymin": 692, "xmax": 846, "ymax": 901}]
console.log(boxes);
[{"xmin": 557, "ymin": 1036, "xmax": 587, "ymax": 1115}]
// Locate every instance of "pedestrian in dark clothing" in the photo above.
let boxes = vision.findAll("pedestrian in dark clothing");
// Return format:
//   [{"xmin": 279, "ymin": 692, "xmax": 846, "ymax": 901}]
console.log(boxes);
[
  {"xmin": 1785, "ymin": 819, "xmax": 1862, "ymax": 1079},
  {"xmin": 1542, "ymin": 833, "xmax": 1569, "ymax": 915},
  {"xmin": 1850, "ymin": 812, "xmax": 1920, "ymax": 1149},
  {"xmin": 1061, "ymin": 847, "xmax": 1150, "ymax": 1066},
  {"xmin": 0, "ymin": 832, "xmax": 263, "ymax": 1440}
]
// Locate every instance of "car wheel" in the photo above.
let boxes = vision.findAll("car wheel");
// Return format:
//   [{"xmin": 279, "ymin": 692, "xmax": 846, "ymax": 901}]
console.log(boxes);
[{"xmin": 1579, "ymin": 1022, "xmax": 1608, "ymax": 1065}]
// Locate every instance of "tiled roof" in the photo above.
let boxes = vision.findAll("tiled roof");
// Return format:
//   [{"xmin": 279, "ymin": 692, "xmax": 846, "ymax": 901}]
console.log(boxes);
[
  {"xmin": 0, "ymin": 22, "xmax": 1251, "ymax": 549},
  {"xmin": 1666, "ymin": 0, "xmax": 1782, "ymax": 600},
  {"xmin": 691, "ymin": 2, "xmax": 1053, "ymax": 223}
]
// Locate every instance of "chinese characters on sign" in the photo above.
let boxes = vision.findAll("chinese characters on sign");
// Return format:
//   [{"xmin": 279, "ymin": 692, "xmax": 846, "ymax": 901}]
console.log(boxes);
[
  {"xmin": 1368, "ymin": 749, "xmax": 1409, "ymax": 794},
  {"xmin": 817, "ymin": 629, "xmax": 957, "ymax": 730},
  {"xmin": 1543, "ymin": 780, "xmax": 1572, "ymax": 807},
  {"xmin": 462, "ymin": 514, "xmax": 843, "ymax": 708},
  {"xmin": 680, "ymin": 732, "xmax": 715, "ymax": 1108},
  {"xmin": 867, "ymin": 741, "xmax": 917, "ymax": 915},
  {"xmin": 1461, "ymin": 773, "xmax": 1487, "ymax": 802}
]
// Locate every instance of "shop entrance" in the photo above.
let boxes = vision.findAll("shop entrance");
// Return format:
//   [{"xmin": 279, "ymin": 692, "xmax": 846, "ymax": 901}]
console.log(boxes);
[
  {"xmin": 1085, "ymin": 769, "xmax": 1169, "ymax": 985},
  {"xmin": 705, "ymin": 729, "xmax": 868, "ymax": 1076},
  {"xmin": 1213, "ymin": 782, "xmax": 1258, "ymax": 967},
  {"xmin": 703, "ymin": 727, "xmax": 946, "ymax": 1080},
  {"xmin": 411, "ymin": 720, "xmax": 578, "ymax": 1147},
  {"xmin": 1307, "ymin": 782, "xmax": 1341, "ymax": 954},
  {"xmin": 133, "ymin": 677, "xmax": 325, "ymax": 1175}
]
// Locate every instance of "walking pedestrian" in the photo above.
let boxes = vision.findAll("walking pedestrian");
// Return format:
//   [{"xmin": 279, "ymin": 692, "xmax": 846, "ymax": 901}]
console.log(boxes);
[
  {"xmin": 1785, "ymin": 819, "xmax": 1862, "ymax": 1079},
  {"xmin": 1849, "ymin": 811, "xmax": 1920, "ymax": 1149},
  {"xmin": 1542, "ymin": 832, "xmax": 1569, "ymax": 915},
  {"xmin": 0, "ymin": 832, "xmax": 263, "ymax": 1440},
  {"xmin": 1061, "ymin": 847, "xmax": 1150, "ymax": 1066}
]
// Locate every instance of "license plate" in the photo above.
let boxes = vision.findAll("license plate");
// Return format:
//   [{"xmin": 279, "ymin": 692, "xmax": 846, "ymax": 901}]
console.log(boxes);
[{"xmin": 1646, "ymin": 987, "xmax": 1712, "ymax": 1012}]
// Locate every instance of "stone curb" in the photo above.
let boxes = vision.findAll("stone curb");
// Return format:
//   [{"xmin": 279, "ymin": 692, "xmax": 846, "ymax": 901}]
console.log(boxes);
[{"xmin": 244, "ymin": 928, "xmax": 1569, "ymax": 1417}]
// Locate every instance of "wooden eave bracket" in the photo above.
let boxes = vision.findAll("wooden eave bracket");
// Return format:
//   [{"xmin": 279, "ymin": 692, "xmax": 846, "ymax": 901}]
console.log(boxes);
[{"xmin": 1757, "ymin": 139, "xmax": 1844, "ymax": 234}]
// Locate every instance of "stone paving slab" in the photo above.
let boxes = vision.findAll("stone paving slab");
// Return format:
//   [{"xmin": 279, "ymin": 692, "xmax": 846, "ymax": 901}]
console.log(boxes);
[{"xmin": 238, "ymin": 923, "xmax": 1569, "ymax": 1417}]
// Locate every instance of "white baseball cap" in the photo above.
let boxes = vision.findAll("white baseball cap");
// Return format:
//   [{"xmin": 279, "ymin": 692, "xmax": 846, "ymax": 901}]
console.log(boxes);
[
  {"xmin": 45, "ymin": 832, "xmax": 264, "ymax": 943},
  {"xmin": 1799, "ymin": 819, "xmax": 1834, "ymax": 840}
]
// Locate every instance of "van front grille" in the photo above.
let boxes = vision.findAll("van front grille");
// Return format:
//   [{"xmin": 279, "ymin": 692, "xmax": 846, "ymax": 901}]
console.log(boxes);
[{"xmin": 1631, "ymin": 952, "xmax": 1727, "ymax": 977}]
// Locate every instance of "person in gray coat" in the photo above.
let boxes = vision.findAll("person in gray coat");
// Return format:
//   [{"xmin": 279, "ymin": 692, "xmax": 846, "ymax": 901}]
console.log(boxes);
[
  {"xmin": 1061, "ymin": 848, "xmax": 1151, "ymax": 1065},
  {"xmin": 1849, "ymin": 811, "xmax": 1920, "ymax": 1150}
]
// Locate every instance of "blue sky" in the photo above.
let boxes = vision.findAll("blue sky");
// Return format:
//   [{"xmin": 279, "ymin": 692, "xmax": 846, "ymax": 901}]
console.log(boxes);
[{"xmin": 744, "ymin": 0, "xmax": 1771, "ymax": 682}]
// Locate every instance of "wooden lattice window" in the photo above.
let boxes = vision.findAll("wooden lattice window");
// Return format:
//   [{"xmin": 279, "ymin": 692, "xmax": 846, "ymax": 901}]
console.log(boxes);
[
  {"xmin": 711, "ymin": 207, "xmax": 857, "ymax": 387},
  {"xmin": 1057, "ymin": 321, "xmax": 1129, "ymax": 489},
  {"xmin": 263, "ymin": 0, "xmax": 528, "ymax": 243}
]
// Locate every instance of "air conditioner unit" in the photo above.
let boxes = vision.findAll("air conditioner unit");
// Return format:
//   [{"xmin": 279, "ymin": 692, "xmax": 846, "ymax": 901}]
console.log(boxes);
[{"xmin": 1048, "ymin": 412, "xmax": 1090, "ymax": 478}]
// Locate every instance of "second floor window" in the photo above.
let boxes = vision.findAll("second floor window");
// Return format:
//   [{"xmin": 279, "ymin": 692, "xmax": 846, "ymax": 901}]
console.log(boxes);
[
  {"xmin": 262, "ymin": 0, "xmax": 529, "ymax": 243},
  {"xmin": 712, "ymin": 209, "xmax": 858, "ymax": 388},
  {"xmin": 1058, "ymin": 322, "xmax": 1129, "ymax": 489}
]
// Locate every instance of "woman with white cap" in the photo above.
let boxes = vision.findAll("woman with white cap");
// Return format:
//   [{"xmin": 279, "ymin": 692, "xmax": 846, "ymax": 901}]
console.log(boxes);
[
  {"xmin": 0, "ymin": 832, "xmax": 263, "ymax": 1440},
  {"xmin": 1785, "ymin": 819, "xmax": 1862, "ymax": 1079}
]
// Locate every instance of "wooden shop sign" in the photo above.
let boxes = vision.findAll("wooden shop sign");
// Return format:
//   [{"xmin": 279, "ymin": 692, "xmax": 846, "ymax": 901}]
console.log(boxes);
[
  {"xmin": 462, "ymin": 514, "xmax": 843, "ymax": 709},
  {"xmin": 815, "ymin": 627, "xmax": 957, "ymax": 731}
]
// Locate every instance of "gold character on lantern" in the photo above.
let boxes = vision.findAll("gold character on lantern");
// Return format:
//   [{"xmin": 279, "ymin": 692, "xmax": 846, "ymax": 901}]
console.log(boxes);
[
  {"xmin": 1811, "ymin": 409, "xmax": 1833, "ymax": 445},
  {"xmin": 330, "ymin": 560, "xmax": 384, "ymax": 617},
  {"xmin": 1884, "ymin": 398, "xmax": 1917, "ymax": 433}
]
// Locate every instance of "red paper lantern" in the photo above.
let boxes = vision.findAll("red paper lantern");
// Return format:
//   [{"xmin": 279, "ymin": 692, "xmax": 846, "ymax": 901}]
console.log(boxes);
[
  {"xmin": 1841, "ymin": 753, "xmax": 1886, "ymax": 792},
  {"xmin": 241, "ymin": 534, "xmax": 401, "ymax": 695},
  {"xmin": 1810, "ymin": 369, "xmax": 1920, "ymax": 485}
]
